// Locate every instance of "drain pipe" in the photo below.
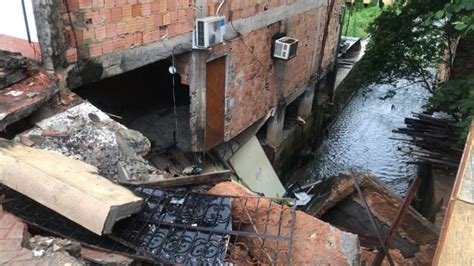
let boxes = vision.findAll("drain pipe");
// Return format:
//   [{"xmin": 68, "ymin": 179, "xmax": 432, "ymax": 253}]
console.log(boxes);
[{"xmin": 21, "ymin": 0, "xmax": 32, "ymax": 44}]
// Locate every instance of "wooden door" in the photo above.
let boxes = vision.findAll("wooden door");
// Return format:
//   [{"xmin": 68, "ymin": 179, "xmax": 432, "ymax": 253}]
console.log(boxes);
[{"xmin": 205, "ymin": 57, "xmax": 226, "ymax": 151}]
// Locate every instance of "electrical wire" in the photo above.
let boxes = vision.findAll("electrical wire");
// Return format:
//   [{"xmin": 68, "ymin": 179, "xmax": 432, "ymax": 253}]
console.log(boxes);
[{"xmin": 171, "ymin": 46, "xmax": 179, "ymax": 144}]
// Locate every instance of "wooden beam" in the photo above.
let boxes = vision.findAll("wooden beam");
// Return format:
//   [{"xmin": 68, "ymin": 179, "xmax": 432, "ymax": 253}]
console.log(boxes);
[
  {"xmin": 0, "ymin": 140, "xmax": 143, "ymax": 235},
  {"xmin": 373, "ymin": 177, "xmax": 421, "ymax": 265},
  {"xmin": 127, "ymin": 170, "xmax": 232, "ymax": 188}
]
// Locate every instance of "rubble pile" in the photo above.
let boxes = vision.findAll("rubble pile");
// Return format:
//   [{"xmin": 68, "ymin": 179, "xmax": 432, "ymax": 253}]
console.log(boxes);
[
  {"xmin": 18, "ymin": 102, "xmax": 167, "ymax": 182},
  {"xmin": 0, "ymin": 50, "xmax": 29, "ymax": 90},
  {"xmin": 208, "ymin": 182, "xmax": 362, "ymax": 265}
]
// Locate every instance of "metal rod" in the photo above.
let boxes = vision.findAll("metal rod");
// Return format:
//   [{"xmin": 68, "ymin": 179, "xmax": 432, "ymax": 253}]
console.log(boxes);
[
  {"xmin": 373, "ymin": 177, "xmax": 421, "ymax": 265},
  {"xmin": 349, "ymin": 173, "xmax": 395, "ymax": 266},
  {"xmin": 21, "ymin": 0, "xmax": 32, "ymax": 43}
]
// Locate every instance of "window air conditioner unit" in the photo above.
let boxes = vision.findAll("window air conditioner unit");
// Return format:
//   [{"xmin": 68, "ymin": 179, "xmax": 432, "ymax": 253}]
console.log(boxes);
[
  {"xmin": 273, "ymin": 37, "xmax": 299, "ymax": 60},
  {"xmin": 194, "ymin": 16, "xmax": 226, "ymax": 49}
]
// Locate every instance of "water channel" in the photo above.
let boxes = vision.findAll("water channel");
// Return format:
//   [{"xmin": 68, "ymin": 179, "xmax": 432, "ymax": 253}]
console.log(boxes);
[{"xmin": 299, "ymin": 80, "xmax": 431, "ymax": 195}]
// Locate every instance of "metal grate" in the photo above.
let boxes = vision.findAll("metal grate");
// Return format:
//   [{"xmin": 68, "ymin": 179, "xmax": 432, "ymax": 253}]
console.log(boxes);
[
  {"xmin": 0, "ymin": 185, "xmax": 296, "ymax": 265},
  {"xmin": 116, "ymin": 186, "xmax": 297, "ymax": 265}
]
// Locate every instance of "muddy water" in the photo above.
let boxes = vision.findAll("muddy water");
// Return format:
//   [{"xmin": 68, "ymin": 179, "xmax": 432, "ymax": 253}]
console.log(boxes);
[{"xmin": 300, "ymin": 81, "xmax": 430, "ymax": 194}]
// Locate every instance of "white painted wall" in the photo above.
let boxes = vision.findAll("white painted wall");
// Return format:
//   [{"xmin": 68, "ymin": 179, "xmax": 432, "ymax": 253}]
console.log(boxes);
[{"xmin": 0, "ymin": 0, "xmax": 38, "ymax": 42}]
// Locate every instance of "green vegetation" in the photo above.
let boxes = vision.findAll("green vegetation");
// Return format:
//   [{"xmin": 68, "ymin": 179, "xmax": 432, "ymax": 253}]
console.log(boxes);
[
  {"xmin": 342, "ymin": 5, "xmax": 383, "ymax": 38},
  {"xmin": 341, "ymin": 0, "xmax": 474, "ymax": 141},
  {"xmin": 428, "ymin": 75, "xmax": 474, "ymax": 140}
]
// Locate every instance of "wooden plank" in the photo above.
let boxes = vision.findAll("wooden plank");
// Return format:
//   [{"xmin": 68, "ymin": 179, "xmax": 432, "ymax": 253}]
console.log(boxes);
[
  {"xmin": 434, "ymin": 121, "xmax": 474, "ymax": 264},
  {"xmin": 205, "ymin": 57, "xmax": 226, "ymax": 151},
  {"xmin": 131, "ymin": 170, "xmax": 232, "ymax": 188},
  {"xmin": 435, "ymin": 200, "xmax": 474, "ymax": 265},
  {"xmin": 0, "ymin": 140, "xmax": 143, "ymax": 235}
]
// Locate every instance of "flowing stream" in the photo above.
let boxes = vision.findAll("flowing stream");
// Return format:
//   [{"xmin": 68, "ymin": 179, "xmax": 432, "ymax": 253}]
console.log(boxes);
[{"xmin": 299, "ymin": 80, "xmax": 431, "ymax": 194}]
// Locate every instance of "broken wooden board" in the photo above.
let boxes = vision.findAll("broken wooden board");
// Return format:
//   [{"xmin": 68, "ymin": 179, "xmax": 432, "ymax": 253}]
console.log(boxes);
[
  {"xmin": 120, "ymin": 170, "xmax": 232, "ymax": 188},
  {"xmin": 228, "ymin": 136, "xmax": 285, "ymax": 197},
  {"xmin": 0, "ymin": 139, "xmax": 143, "ymax": 235},
  {"xmin": 434, "ymin": 121, "xmax": 474, "ymax": 265}
]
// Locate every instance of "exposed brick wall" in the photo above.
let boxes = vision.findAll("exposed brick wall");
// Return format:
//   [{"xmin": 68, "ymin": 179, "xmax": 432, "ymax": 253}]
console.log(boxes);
[
  {"xmin": 212, "ymin": 23, "xmax": 280, "ymax": 140},
  {"xmin": 61, "ymin": 0, "xmax": 195, "ymax": 63},
  {"xmin": 283, "ymin": 9, "xmax": 318, "ymax": 98},
  {"xmin": 208, "ymin": 2, "xmax": 343, "ymax": 140},
  {"xmin": 208, "ymin": 0, "xmax": 300, "ymax": 20},
  {"xmin": 315, "ymin": 0, "xmax": 343, "ymax": 75},
  {"xmin": 48, "ymin": 0, "xmax": 343, "ymax": 145}
]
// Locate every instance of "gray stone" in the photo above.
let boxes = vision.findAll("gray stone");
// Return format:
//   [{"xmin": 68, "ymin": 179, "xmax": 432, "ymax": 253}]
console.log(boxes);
[{"xmin": 115, "ymin": 129, "xmax": 151, "ymax": 159}]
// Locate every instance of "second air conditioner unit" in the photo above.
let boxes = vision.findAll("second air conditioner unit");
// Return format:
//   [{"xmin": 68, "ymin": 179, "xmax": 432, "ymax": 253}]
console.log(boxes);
[
  {"xmin": 273, "ymin": 37, "xmax": 299, "ymax": 60},
  {"xmin": 194, "ymin": 16, "xmax": 226, "ymax": 49}
]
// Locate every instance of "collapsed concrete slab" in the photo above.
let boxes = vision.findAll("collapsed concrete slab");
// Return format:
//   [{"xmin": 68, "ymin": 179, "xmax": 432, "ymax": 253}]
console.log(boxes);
[
  {"xmin": 308, "ymin": 173, "xmax": 439, "ymax": 265},
  {"xmin": 208, "ymin": 181, "xmax": 361, "ymax": 265},
  {"xmin": 0, "ymin": 69, "xmax": 57, "ymax": 131},
  {"xmin": 0, "ymin": 139, "xmax": 143, "ymax": 235}
]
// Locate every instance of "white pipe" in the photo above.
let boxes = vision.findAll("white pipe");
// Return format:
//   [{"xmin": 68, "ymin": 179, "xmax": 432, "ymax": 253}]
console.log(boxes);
[{"xmin": 216, "ymin": 0, "xmax": 226, "ymax": 16}]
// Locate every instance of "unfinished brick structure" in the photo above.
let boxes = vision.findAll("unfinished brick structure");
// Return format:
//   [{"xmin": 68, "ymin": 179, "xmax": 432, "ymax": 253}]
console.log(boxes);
[{"xmin": 30, "ymin": 0, "xmax": 343, "ymax": 158}]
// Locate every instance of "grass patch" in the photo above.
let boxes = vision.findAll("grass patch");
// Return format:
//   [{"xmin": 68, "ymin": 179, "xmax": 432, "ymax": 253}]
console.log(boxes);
[{"xmin": 342, "ymin": 5, "xmax": 383, "ymax": 38}]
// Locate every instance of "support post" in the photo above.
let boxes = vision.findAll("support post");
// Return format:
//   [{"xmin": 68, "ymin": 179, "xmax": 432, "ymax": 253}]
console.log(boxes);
[
  {"xmin": 298, "ymin": 83, "xmax": 316, "ymax": 118},
  {"xmin": 266, "ymin": 105, "xmax": 286, "ymax": 147},
  {"xmin": 373, "ymin": 177, "xmax": 422, "ymax": 265}
]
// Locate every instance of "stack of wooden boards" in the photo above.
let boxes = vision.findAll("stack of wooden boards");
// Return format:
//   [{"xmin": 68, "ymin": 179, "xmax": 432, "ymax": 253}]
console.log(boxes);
[{"xmin": 393, "ymin": 113, "xmax": 463, "ymax": 167}]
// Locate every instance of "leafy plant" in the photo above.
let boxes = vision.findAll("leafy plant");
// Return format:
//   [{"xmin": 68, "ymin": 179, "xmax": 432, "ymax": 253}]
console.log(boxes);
[
  {"xmin": 351, "ymin": 0, "xmax": 447, "ymax": 92},
  {"xmin": 427, "ymin": 75, "xmax": 474, "ymax": 139}
]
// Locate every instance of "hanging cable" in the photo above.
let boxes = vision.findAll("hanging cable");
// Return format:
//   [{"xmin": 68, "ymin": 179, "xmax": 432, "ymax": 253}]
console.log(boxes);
[{"xmin": 170, "ymin": 46, "xmax": 179, "ymax": 144}]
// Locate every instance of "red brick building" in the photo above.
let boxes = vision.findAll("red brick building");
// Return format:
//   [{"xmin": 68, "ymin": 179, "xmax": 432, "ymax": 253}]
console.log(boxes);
[{"xmin": 14, "ymin": 0, "xmax": 343, "ymax": 168}]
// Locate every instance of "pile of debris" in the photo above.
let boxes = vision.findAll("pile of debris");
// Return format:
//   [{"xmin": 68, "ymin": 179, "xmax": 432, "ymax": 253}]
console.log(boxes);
[
  {"xmin": 0, "ymin": 171, "xmax": 361, "ymax": 264},
  {"xmin": 0, "ymin": 50, "xmax": 29, "ymax": 90},
  {"xmin": 0, "ymin": 50, "xmax": 57, "ymax": 132}
]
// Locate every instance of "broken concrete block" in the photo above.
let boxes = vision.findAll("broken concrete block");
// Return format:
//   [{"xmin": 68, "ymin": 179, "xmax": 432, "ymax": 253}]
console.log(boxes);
[
  {"xmin": 0, "ymin": 211, "xmax": 83, "ymax": 265},
  {"xmin": 0, "ymin": 50, "xmax": 28, "ymax": 90},
  {"xmin": 0, "ymin": 140, "xmax": 143, "ymax": 235},
  {"xmin": 208, "ymin": 182, "xmax": 361, "ymax": 265},
  {"xmin": 115, "ymin": 128, "xmax": 151, "ymax": 158}
]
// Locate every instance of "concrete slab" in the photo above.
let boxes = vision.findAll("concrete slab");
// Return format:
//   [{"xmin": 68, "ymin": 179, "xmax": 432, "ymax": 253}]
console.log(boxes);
[
  {"xmin": 0, "ymin": 70, "xmax": 57, "ymax": 131},
  {"xmin": 229, "ymin": 136, "xmax": 285, "ymax": 197}
]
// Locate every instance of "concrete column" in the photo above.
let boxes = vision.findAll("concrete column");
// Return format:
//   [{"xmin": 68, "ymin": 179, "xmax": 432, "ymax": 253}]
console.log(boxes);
[
  {"xmin": 298, "ymin": 86, "xmax": 316, "ymax": 119},
  {"xmin": 33, "ymin": 0, "xmax": 67, "ymax": 73},
  {"xmin": 189, "ymin": 0, "xmax": 208, "ymax": 152},
  {"xmin": 189, "ymin": 50, "xmax": 208, "ymax": 152},
  {"xmin": 266, "ymin": 105, "xmax": 286, "ymax": 147}
]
